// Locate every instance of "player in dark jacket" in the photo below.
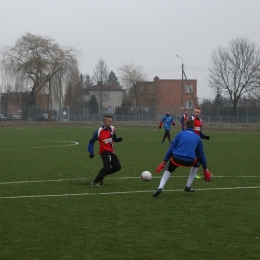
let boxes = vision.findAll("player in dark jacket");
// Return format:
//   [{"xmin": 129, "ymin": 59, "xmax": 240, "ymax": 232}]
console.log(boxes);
[
  {"xmin": 153, "ymin": 119, "xmax": 212, "ymax": 197},
  {"xmin": 88, "ymin": 115, "xmax": 123, "ymax": 187},
  {"xmin": 180, "ymin": 109, "xmax": 189, "ymax": 131}
]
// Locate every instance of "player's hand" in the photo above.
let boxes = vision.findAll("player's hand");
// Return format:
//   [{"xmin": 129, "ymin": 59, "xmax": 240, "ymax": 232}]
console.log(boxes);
[
  {"xmin": 205, "ymin": 136, "xmax": 210, "ymax": 140},
  {"xmin": 204, "ymin": 169, "xmax": 212, "ymax": 182},
  {"xmin": 156, "ymin": 161, "xmax": 167, "ymax": 173},
  {"xmin": 118, "ymin": 137, "xmax": 123, "ymax": 142},
  {"xmin": 172, "ymin": 122, "xmax": 176, "ymax": 126},
  {"xmin": 159, "ymin": 126, "xmax": 162, "ymax": 129},
  {"xmin": 89, "ymin": 154, "xmax": 94, "ymax": 159}
]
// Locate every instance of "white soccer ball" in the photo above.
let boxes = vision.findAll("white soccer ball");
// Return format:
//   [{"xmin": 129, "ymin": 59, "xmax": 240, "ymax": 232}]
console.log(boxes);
[{"xmin": 141, "ymin": 171, "xmax": 152, "ymax": 182}]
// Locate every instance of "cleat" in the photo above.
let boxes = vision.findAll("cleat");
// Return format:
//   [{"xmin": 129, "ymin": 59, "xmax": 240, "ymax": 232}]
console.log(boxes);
[
  {"xmin": 162, "ymin": 142, "xmax": 164, "ymax": 144},
  {"xmin": 99, "ymin": 178, "xmax": 104, "ymax": 185},
  {"xmin": 91, "ymin": 182, "xmax": 100, "ymax": 188},
  {"xmin": 184, "ymin": 186, "xmax": 195, "ymax": 192},
  {"xmin": 194, "ymin": 173, "xmax": 202, "ymax": 179},
  {"xmin": 153, "ymin": 188, "xmax": 162, "ymax": 197}
]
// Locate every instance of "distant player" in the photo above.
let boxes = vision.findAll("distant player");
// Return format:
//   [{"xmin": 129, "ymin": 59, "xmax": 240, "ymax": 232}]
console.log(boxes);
[
  {"xmin": 88, "ymin": 115, "xmax": 123, "ymax": 187},
  {"xmin": 180, "ymin": 109, "xmax": 189, "ymax": 131},
  {"xmin": 153, "ymin": 119, "xmax": 212, "ymax": 198},
  {"xmin": 188, "ymin": 106, "xmax": 210, "ymax": 179},
  {"xmin": 159, "ymin": 110, "xmax": 175, "ymax": 144}
]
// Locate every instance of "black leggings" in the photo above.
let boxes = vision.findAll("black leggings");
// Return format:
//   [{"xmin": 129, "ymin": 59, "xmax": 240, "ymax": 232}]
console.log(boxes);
[
  {"xmin": 93, "ymin": 152, "xmax": 121, "ymax": 183},
  {"xmin": 162, "ymin": 130, "xmax": 171, "ymax": 142}
]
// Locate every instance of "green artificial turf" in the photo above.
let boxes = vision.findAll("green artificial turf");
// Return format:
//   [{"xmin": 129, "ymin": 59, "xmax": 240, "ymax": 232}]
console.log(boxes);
[{"xmin": 0, "ymin": 123, "xmax": 259, "ymax": 260}]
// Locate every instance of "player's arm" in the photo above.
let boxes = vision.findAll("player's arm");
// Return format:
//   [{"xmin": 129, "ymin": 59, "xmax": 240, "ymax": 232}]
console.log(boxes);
[
  {"xmin": 195, "ymin": 140, "xmax": 212, "ymax": 181},
  {"xmin": 156, "ymin": 137, "xmax": 177, "ymax": 173},
  {"xmin": 159, "ymin": 117, "xmax": 164, "ymax": 129},
  {"xmin": 200, "ymin": 131, "xmax": 210, "ymax": 140},
  {"xmin": 163, "ymin": 135, "xmax": 178, "ymax": 161},
  {"xmin": 195, "ymin": 140, "xmax": 207, "ymax": 169},
  {"xmin": 113, "ymin": 132, "xmax": 123, "ymax": 142},
  {"xmin": 88, "ymin": 130, "xmax": 98, "ymax": 157}
]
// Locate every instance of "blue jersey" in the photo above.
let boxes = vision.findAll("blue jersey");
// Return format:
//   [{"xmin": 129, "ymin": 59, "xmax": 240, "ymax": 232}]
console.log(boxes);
[
  {"xmin": 160, "ymin": 115, "xmax": 175, "ymax": 130},
  {"xmin": 163, "ymin": 128, "xmax": 207, "ymax": 168}
]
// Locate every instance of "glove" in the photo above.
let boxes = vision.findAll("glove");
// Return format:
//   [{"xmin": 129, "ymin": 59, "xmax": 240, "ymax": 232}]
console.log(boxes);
[
  {"xmin": 156, "ymin": 161, "xmax": 167, "ymax": 173},
  {"xmin": 118, "ymin": 137, "xmax": 123, "ymax": 142},
  {"xmin": 204, "ymin": 169, "xmax": 212, "ymax": 182},
  {"xmin": 205, "ymin": 136, "xmax": 210, "ymax": 140},
  {"xmin": 159, "ymin": 126, "xmax": 162, "ymax": 129},
  {"xmin": 172, "ymin": 122, "xmax": 176, "ymax": 126},
  {"xmin": 89, "ymin": 154, "xmax": 94, "ymax": 158}
]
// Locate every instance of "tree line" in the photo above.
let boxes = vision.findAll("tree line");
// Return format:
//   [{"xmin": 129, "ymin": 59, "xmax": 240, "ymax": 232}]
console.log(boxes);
[{"xmin": 1, "ymin": 33, "xmax": 260, "ymax": 119}]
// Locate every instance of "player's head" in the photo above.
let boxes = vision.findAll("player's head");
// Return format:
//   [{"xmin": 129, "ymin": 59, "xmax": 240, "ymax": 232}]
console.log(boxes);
[
  {"xmin": 194, "ymin": 106, "xmax": 201, "ymax": 118},
  {"xmin": 166, "ymin": 110, "xmax": 170, "ymax": 116},
  {"xmin": 103, "ymin": 115, "xmax": 112, "ymax": 127},
  {"xmin": 185, "ymin": 119, "xmax": 194, "ymax": 129},
  {"xmin": 184, "ymin": 109, "xmax": 189, "ymax": 115}
]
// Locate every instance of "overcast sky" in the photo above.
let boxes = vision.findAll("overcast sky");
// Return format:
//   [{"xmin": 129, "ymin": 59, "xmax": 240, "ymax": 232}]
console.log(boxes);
[{"xmin": 1, "ymin": 0, "xmax": 260, "ymax": 101}]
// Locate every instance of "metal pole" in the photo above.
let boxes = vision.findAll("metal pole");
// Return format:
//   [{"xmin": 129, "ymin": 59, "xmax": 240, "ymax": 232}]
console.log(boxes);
[
  {"xmin": 181, "ymin": 63, "xmax": 184, "ymax": 107},
  {"xmin": 80, "ymin": 74, "xmax": 83, "ymax": 120},
  {"xmin": 176, "ymin": 55, "xmax": 184, "ymax": 108},
  {"xmin": 59, "ymin": 75, "xmax": 62, "ymax": 121}
]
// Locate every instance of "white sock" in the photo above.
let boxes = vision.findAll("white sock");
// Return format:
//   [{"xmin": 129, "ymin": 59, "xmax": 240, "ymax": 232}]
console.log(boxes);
[
  {"xmin": 186, "ymin": 167, "xmax": 199, "ymax": 187},
  {"xmin": 158, "ymin": 170, "xmax": 171, "ymax": 189}
]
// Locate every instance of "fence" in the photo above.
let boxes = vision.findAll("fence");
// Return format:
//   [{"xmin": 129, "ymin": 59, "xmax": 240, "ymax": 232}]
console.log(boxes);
[{"xmin": 1, "ymin": 105, "xmax": 260, "ymax": 124}]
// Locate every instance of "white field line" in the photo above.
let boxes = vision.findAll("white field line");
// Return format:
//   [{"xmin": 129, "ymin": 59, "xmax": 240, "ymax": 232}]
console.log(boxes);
[
  {"xmin": 0, "ymin": 186, "xmax": 260, "ymax": 199},
  {"xmin": 0, "ymin": 175, "xmax": 260, "ymax": 185},
  {"xmin": 0, "ymin": 141, "xmax": 79, "ymax": 150}
]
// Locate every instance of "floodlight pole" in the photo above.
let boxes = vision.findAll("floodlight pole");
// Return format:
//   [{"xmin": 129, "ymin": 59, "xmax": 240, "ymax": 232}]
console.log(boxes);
[{"xmin": 176, "ymin": 55, "xmax": 184, "ymax": 108}]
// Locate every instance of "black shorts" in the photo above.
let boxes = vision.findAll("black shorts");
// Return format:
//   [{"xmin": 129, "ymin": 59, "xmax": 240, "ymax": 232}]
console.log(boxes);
[
  {"xmin": 167, "ymin": 155, "xmax": 200, "ymax": 173},
  {"xmin": 164, "ymin": 129, "xmax": 170, "ymax": 136}
]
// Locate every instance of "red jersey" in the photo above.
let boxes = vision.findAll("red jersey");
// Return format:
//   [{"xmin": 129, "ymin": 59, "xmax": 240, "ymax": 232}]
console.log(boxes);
[
  {"xmin": 190, "ymin": 116, "xmax": 203, "ymax": 136},
  {"xmin": 88, "ymin": 125, "xmax": 117, "ymax": 154}
]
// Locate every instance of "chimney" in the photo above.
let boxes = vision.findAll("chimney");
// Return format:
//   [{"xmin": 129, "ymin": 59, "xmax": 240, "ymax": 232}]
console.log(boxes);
[{"xmin": 154, "ymin": 76, "xmax": 159, "ymax": 82}]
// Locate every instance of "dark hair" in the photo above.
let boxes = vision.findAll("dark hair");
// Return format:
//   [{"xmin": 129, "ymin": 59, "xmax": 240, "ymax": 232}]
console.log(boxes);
[
  {"xmin": 185, "ymin": 119, "xmax": 194, "ymax": 129},
  {"xmin": 103, "ymin": 115, "xmax": 112, "ymax": 119}
]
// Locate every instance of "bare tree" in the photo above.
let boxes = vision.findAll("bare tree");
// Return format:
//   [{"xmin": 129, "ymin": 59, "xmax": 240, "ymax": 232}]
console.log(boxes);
[
  {"xmin": 118, "ymin": 62, "xmax": 146, "ymax": 92},
  {"xmin": 208, "ymin": 37, "xmax": 260, "ymax": 120},
  {"xmin": 118, "ymin": 62, "xmax": 146, "ymax": 111},
  {"xmin": 92, "ymin": 58, "xmax": 109, "ymax": 84},
  {"xmin": 1, "ymin": 33, "xmax": 79, "ymax": 118},
  {"xmin": 91, "ymin": 59, "xmax": 110, "ymax": 114}
]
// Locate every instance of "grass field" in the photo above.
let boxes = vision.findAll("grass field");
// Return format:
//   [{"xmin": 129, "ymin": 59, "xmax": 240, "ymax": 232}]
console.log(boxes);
[{"xmin": 0, "ymin": 122, "xmax": 260, "ymax": 260}]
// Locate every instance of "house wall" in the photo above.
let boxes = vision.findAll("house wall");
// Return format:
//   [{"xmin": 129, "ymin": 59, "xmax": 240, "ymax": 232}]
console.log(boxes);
[{"xmin": 137, "ymin": 78, "xmax": 197, "ymax": 115}]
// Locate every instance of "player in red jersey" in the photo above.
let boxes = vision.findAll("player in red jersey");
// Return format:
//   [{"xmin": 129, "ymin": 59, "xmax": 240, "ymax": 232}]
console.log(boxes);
[
  {"xmin": 188, "ymin": 106, "xmax": 210, "ymax": 179},
  {"xmin": 88, "ymin": 115, "xmax": 123, "ymax": 187},
  {"xmin": 180, "ymin": 109, "xmax": 189, "ymax": 131}
]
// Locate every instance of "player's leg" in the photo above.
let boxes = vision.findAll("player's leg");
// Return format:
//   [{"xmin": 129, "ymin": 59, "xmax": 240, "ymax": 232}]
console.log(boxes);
[
  {"xmin": 162, "ymin": 130, "xmax": 167, "ymax": 144},
  {"xmin": 185, "ymin": 160, "xmax": 200, "ymax": 192},
  {"xmin": 153, "ymin": 160, "xmax": 177, "ymax": 197},
  {"xmin": 92, "ymin": 152, "xmax": 111, "ymax": 186},
  {"xmin": 166, "ymin": 130, "xmax": 171, "ymax": 142},
  {"xmin": 106, "ymin": 153, "xmax": 121, "ymax": 175}
]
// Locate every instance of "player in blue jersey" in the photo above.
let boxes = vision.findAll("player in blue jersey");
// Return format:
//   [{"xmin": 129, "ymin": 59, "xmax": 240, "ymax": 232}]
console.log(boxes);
[
  {"xmin": 153, "ymin": 119, "xmax": 212, "ymax": 197},
  {"xmin": 159, "ymin": 110, "xmax": 175, "ymax": 144}
]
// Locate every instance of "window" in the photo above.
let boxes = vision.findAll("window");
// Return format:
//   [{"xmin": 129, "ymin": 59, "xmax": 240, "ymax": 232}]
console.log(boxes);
[
  {"xmin": 185, "ymin": 85, "xmax": 193, "ymax": 93},
  {"xmin": 186, "ymin": 101, "xmax": 193, "ymax": 109}
]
